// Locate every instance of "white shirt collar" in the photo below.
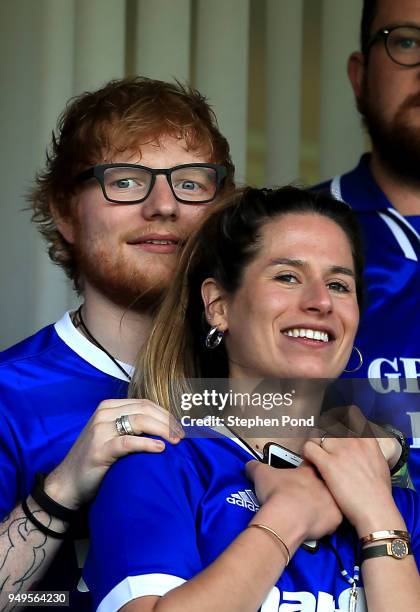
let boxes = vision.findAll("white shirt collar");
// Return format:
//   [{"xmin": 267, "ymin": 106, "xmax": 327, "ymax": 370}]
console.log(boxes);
[
  {"xmin": 54, "ymin": 311, "xmax": 134, "ymax": 381},
  {"xmin": 212, "ymin": 424, "xmax": 263, "ymax": 459}
]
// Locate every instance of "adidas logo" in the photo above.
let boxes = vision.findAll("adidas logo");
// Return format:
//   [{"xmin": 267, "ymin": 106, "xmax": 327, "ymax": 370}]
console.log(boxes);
[{"xmin": 226, "ymin": 489, "xmax": 260, "ymax": 512}]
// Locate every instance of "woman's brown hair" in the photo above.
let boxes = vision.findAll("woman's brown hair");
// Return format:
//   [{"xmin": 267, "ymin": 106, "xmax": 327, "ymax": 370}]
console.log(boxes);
[{"xmin": 130, "ymin": 186, "xmax": 365, "ymax": 417}]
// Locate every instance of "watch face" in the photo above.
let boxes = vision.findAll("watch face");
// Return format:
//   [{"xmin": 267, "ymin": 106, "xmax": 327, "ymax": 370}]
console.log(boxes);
[{"xmin": 391, "ymin": 539, "xmax": 408, "ymax": 559}]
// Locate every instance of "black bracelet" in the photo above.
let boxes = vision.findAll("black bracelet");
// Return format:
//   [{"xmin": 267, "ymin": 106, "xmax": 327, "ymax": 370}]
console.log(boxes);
[
  {"xmin": 31, "ymin": 473, "xmax": 78, "ymax": 523},
  {"xmin": 21, "ymin": 496, "xmax": 68, "ymax": 539},
  {"xmin": 361, "ymin": 539, "xmax": 412, "ymax": 561}
]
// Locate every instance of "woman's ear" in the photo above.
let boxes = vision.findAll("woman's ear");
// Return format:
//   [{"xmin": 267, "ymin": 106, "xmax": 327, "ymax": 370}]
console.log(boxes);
[{"xmin": 201, "ymin": 278, "xmax": 229, "ymax": 331}]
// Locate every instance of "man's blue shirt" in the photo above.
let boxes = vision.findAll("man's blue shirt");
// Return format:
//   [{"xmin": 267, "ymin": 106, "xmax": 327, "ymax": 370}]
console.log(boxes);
[
  {"xmin": 317, "ymin": 154, "xmax": 420, "ymax": 488},
  {"xmin": 0, "ymin": 312, "xmax": 131, "ymax": 609}
]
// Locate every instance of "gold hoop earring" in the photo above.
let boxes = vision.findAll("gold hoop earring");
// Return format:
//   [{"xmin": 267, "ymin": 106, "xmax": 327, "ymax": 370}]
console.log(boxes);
[{"xmin": 344, "ymin": 346, "xmax": 363, "ymax": 373}]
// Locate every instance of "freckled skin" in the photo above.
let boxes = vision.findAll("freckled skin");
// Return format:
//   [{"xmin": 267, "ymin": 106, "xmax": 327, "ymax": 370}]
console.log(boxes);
[{"xmin": 64, "ymin": 136, "xmax": 211, "ymax": 310}]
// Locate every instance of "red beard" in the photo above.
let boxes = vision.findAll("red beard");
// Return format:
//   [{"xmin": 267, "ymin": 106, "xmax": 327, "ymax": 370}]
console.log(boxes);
[{"xmin": 72, "ymin": 229, "xmax": 180, "ymax": 312}]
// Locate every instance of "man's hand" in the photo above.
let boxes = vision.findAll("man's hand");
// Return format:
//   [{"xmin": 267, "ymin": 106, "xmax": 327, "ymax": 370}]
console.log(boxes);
[{"xmin": 44, "ymin": 399, "xmax": 184, "ymax": 509}]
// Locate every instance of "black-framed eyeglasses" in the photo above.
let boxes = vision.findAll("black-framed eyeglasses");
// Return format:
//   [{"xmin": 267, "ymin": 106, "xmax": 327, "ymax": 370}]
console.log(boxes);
[
  {"xmin": 367, "ymin": 25, "xmax": 420, "ymax": 67},
  {"xmin": 76, "ymin": 163, "xmax": 228, "ymax": 205}
]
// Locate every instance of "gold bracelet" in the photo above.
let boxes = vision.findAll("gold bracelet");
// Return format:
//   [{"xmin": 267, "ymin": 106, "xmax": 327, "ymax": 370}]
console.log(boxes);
[
  {"xmin": 248, "ymin": 523, "xmax": 290, "ymax": 566},
  {"xmin": 360, "ymin": 530, "xmax": 410, "ymax": 546}
]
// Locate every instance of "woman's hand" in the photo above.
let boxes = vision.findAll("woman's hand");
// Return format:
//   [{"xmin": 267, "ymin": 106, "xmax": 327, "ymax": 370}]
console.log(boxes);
[
  {"xmin": 317, "ymin": 404, "xmax": 402, "ymax": 469},
  {"xmin": 43, "ymin": 399, "xmax": 184, "ymax": 509},
  {"xmin": 302, "ymin": 435, "xmax": 403, "ymax": 536},
  {"xmin": 246, "ymin": 461, "xmax": 343, "ymax": 542}
]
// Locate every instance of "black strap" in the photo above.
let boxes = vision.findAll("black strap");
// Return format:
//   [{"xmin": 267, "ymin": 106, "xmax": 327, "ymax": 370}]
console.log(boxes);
[
  {"xmin": 326, "ymin": 528, "xmax": 360, "ymax": 580},
  {"xmin": 31, "ymin": 472, "xmax": 77, "ymax": 523},
  {"xmin": 21, "ymin": 496, "xmax": 67, "ymax": 540},
  {"xmin": 362, "ymin": 541, "xmax": 412, "ymax": 561}
]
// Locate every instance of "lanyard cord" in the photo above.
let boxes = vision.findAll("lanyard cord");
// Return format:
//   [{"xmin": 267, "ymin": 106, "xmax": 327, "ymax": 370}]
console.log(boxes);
[
  {"xmin": 227, "ymin": 427, "xmax": 361, "ymax": 610},
  {"xmin": 326, "ymin": 532, "xmax": 360, "ymax": 612},
  {"xmin": 74, "ymin": 306, "xmax": 132, "ymax": 382}
]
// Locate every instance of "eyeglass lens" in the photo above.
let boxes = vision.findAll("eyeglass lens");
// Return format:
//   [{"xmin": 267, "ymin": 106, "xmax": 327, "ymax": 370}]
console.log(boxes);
[
  {"xmin": 103, "ymin": 166, "xmax": 219, "ymax": 203},
  {"xmin": 386, "ymin": 26, "xmax": 420, "ymax": 65}
]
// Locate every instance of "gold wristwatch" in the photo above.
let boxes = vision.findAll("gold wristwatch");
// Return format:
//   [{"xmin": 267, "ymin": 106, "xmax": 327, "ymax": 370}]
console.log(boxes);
[{"xmin": 362, "ymin": 539, "xmax": 412, "ymax": 561}]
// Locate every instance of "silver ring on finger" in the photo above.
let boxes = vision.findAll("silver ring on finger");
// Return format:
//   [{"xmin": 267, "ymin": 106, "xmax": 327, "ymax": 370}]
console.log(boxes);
[
  {"xmin": 320, "ymin": 433, "xmax": 328, "ymax": 448},
  {"xmin": 115, "ymin": 415, "xmax": 134, "ymax": 436},
  {"xmin": 121, "ymin": 414, "xmax": 134, "ymax": 435},
  {"xmin": 115, "ymin": 416, "xmax": 124, "ymax": 436}
]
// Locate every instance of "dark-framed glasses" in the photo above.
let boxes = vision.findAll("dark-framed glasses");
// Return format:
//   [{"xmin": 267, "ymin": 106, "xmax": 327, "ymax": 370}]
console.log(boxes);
[
  {"xmin": 76, "ymin": 163, "xmax": 228, "ymax": 205},
  {"xmin": 368, "ymin": 25, "xmax": 420, "ymax": 67}
]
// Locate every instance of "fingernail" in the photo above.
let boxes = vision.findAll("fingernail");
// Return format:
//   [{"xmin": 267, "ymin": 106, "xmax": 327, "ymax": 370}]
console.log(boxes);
[{"xmin": 155, "ymin": 440, "xmax": 165, "ymax": 450}]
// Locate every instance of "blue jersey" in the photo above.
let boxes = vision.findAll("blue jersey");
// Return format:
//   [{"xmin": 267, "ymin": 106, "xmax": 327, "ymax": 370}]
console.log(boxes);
[
  {"xmin": 84, "ymin": 431, "xmax": 420, "ymax": 612},
  {"xmin": 0, "ymin": 312, "xmax": 131, "ymax": 608},
  {"xmin": 316, "ymin": 155, "xmax": 420, "ymax": 490}
]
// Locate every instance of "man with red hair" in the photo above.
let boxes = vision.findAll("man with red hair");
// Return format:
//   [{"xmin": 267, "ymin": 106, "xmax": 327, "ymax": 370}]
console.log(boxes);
[{"xmin": 0, "ymin": 77, "xmax": 234, "ymax": 609}]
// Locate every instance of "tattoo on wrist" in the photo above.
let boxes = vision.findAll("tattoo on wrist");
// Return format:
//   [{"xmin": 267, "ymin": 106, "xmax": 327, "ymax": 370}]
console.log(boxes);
[{"xmin": 0, "ymin": 508, "xmax": 53, "ymax": 611}]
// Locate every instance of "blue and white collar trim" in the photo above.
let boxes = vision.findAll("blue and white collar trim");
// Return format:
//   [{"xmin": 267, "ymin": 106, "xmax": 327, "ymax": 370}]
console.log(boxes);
[{"xmin": 54, "ymin": 311, "xmax": 134, "ymax": 381}]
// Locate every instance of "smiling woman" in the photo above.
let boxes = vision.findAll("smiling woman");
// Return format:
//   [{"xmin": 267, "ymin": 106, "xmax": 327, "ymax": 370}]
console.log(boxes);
[
  {"xmin": 200, "ymin": 211, "xmax": 360, "ymax": 382},
  {"xmin": 134, "ymin": 186, "xmax": 365, "ymax": 395},
  {"xmin": 84, "ymin": 187, "xmax": 420, "ymax": 612}
]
